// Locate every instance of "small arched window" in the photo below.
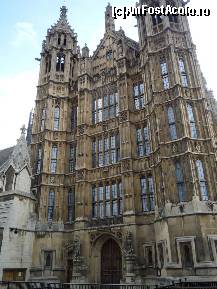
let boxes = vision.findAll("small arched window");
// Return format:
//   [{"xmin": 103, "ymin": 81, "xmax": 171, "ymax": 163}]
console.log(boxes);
[
  {"xmin": 195, "ymin": 160, "xmax": 208, "ymax": 201},
  {"xmin": 53, "ymin": 106, "xmax": 60, "ymax": 131},
  {"xmin": 56, "ymin": 53, "xmax": 65, "ymax": 72},
  {"xmin": 167, "ymin": 106, "xmax": 177, "ymax": 140}
]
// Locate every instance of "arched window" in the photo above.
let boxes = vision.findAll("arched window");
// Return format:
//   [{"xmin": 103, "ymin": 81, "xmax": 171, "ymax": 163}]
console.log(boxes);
[
  {"xmin": 48, "ymin": 190, "xmax": 55, "ymax": 222},
  {"xmin": 136, "ymin": 125, "xmax": 151, "ymax": 157},
  {"xmin": 63, "ymin": 34, "xmax": 67, "ymax": 46},
  {"xmin": 58, "ymin": 34, "xmax": 61, "ymax": 45},
  {"xmin": 45, "ymin": 55, "xmax": 51, "ymax": 74},
  {"xmin": 53, "ymin": 106, "xmax": 60, "ymax": 131},
  {"xmin": 56, "ymin": 53, "xmax": 65, "ymax": 72},
  {"xmin": 40, "ymin": 108, "xmax": 46, "ymax": 131},
  {"xmin": 36, "ymin": 145, "xmax": 42, "ymax": 174},
  {"xmin": 140, "ymin": 175, "xmax": 155, "ymax": 212},
  {"xmin": 195, "ymin": 160, "xmax": 208, "ymax": 201},
  {"xmin": 167, "ymin": 106, "xmax": 177, "ymax": 140},
  {"xmin": 91, "ymin": 181, "xmax": 123, "ymax": 219},
  {"xmin": 67, "ymin": 189, "xmax": 75, "ymax": 223},
  {"xmin": 179, "ymin": 57, "xmax": 188, "ymax": 87},
  {"xmin": 69, "ymin": 144, "xmax": 76, "ymax": 173},
  {"xmin": 133, "ymin": 83, "xmax": 145, "ymax": 110},
  {"xmin": 160, "ymin": 58, "xmax": 170, "ymax": 89},
  {"xmin": 50, "ymin": 145, "xmax": 58, "ymax": 173},
  {"xmin": 167, "ymin": 1, "xmax": 179, "ymax": 23},
  {"xmin": 187, "ymin": 104, "xmax": 197, "ymax": 138},
  {"xmin": 71, "ymin": 105, "xmax": 77, "ymax": 129},
  {"xmin": 152, "ymin": 2, "xmax": 163, "ymax": 26},
  {"xmin": 175, "ymin": 162, "xmax": 185, "ymax": 202}
]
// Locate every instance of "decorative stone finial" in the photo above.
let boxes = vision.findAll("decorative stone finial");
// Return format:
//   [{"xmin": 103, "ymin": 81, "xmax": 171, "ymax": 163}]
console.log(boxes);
[
  {"xmin": 20, "ymin": 124, "xmax": 27, "ymax": 135},
  {"xmin": 60, "ymin": 6, "xmax": 68, "ymax": 18}
]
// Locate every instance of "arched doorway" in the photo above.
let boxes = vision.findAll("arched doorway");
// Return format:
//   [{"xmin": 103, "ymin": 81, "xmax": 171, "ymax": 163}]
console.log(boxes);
[{"xmin": 101, "ymin": 238, "xmax": 122, "ymax": 284}]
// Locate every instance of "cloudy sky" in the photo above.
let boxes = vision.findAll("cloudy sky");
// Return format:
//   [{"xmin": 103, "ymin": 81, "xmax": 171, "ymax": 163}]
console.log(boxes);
[{"xmin": 0, "ymin": 0, "xmax": 216, "ymax": 149}]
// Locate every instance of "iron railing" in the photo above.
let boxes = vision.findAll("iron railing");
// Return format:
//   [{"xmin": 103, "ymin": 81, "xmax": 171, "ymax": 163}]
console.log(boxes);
[
  {"xmin": 0, "ymin": 282, "xmax": 146, "ymax": 289},
  {"xmin": 156, "ymin": 281, "xmax": 217, "ymax": 289}
]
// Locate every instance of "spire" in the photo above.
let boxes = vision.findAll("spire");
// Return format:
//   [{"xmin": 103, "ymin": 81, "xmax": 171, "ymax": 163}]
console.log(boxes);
[{"xmin": 105, "ymin": 3, "xmax": 115, "ymax": 33}]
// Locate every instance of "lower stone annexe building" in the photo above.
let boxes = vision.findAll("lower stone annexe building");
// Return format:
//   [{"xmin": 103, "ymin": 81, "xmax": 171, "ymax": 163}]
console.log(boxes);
[{"xmin": 2, "ymin": 0, "xmax": 217, "ymax": 286}]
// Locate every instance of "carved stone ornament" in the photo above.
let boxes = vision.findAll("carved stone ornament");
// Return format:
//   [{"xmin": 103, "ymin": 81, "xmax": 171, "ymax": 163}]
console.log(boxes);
[
  {"xmin": 196, "ymin": 144, "xmax": 201, "ymax": 152},
  {"xmin": 50, "ymin": 176, "xmax": 55, "ymax": 184},
  {"xmin": 76, "ymin": 169, "xmax": 85, "ymax": 181},
  {"xmin": 172, "ymin": 144, "xmax": 178, "ymax": 153},
  {"xmin": 119, "ymin": 111, "xmax": 128, "ymax": 122},
  {"xmin": 78, "ymin": 125, "xmax": 85, "ymax": 135},
  {"xmin": 122, "ymin": 159, "xmax": 130, "ymax": 171}
]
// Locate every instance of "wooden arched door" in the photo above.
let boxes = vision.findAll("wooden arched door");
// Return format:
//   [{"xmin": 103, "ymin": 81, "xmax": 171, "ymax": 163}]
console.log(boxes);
[{"xmin": 101, "ymin": 238, "xmax": 122, "ymax": 284}]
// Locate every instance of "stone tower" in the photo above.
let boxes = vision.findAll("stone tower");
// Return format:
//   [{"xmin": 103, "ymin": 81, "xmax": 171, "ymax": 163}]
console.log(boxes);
[{"xmin": 28, "ymin": 1, "xmax": 217, "ymax": 285}]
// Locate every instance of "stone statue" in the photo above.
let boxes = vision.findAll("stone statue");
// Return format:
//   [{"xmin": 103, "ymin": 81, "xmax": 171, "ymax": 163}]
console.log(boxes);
[
  {"xmin": 124, "ymin": 232, "xmax": 135, "ymax": 256},
  {"xmin": 72, "ymin": 235, "xmax": 81, "ymax": 259}
]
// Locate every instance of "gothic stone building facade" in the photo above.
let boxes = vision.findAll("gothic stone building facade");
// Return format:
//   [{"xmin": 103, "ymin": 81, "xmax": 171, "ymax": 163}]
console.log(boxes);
[{"xmin": 28, "ymin": 0, "xmax": 217, "ymax": 285}]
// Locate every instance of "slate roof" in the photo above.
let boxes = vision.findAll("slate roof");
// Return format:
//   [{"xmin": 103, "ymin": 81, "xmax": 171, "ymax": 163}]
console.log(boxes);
[{"xmin": 0, "ymin": 146, "xmax": 14, "ymax": 168}]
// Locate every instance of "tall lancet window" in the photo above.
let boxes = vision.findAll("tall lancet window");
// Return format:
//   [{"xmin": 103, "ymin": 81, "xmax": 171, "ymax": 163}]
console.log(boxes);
[
  {"xmin": 196, "ymin": 160, "xmax": 208, "ymax": 201},
  {"xmin": 71, "ymin": 105, "xmax": 77, "ymax": 129},
  {"xmin": 56, "ymin": 53, "xmax": 65, "ymax": 72},
  {"xmin": 175, "ymin": 162, "xmax": 185, "ymax": 202},
  {"xmin": 48, "ymin": 190, "xmax": 55, "ymax": 222},
  {"xmin": 160, "ymin": 59, "xmax": 170, "ymax": 89},
  {"xmin": 54, "ymin": 106, "xmax": 60, "ymax": 131},
  {"xmin": 136, "ymin": 125, "xmax": 151, "ymax": 157},
  {"xmin": 41, "ymin": 108, "xmax": 46, "ymax": 131},
  {"xmin": 67, "ymin": 189, "xmax": 75, "ymax": 223},
  {"xmin": 133, "ymin": 83, "xmax": 145, "ymax": 110},
  {"xmin": 36, "ymin": 145, "xmax": 42, "ymax": 174},
  {"xmin": 187, "ymin": 104, "xmax": 197, "ymax": 138},
  {"xmin": 167, "ymin": 106, "xmax": 177, "ymax": 140},
  {"xmin": 50, "ymin": 145, "xmax": 58, "ymax": 173},
  {"xmin": 69, "ymin": 144, "xmax": 76, "ymax": 173},
  {"xmin": 140, "ymin": 175, "xmax": 155, "ymax": 212},
  {"xmin": 179, "ymin": 57, "xmax": 188, "ymax": 87}
]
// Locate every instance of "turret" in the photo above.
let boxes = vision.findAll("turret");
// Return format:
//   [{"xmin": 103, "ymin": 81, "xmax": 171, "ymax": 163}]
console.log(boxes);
[{"xmin": 105, "ymin": 2, "xmax": 115, "ymax": 33}]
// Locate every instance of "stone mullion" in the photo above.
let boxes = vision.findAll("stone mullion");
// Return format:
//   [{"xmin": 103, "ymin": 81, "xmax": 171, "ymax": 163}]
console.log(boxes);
[
  {"xmin": 180, "ymin": 98, "xmax": 190, "ymax": 138},
  {"xmin": 169, "ymin": 43, "xmax": 181, "ymax": 86},
  {"xmin": 189, "ymin": 154, "xmax": 199, "ymax": 199}
]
